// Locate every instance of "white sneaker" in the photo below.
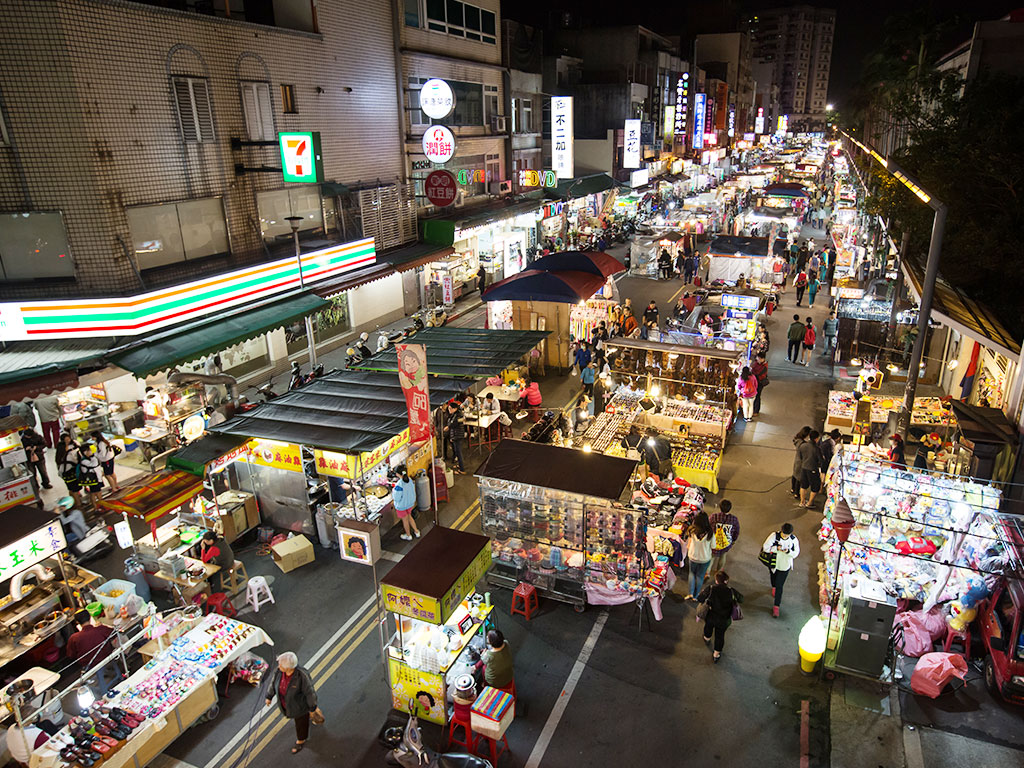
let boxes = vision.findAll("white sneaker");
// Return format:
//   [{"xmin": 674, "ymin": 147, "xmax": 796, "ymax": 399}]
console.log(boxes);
[
  {"xmin": 400, "ymin": 534, "xmax": 413, "ymax": 541},
  {"xmin": 414, "ymin": 530, "xmax": 421, "ymax": 538}
]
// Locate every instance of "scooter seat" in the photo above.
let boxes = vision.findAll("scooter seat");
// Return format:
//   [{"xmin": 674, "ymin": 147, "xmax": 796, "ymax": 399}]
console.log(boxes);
[{"xmin": 436, "ymin": 754, "xmax": 492, "ymax": 768}]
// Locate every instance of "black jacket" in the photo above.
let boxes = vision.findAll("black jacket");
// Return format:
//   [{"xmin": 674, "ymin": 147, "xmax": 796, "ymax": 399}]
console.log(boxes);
[
  {"xmin": 698, "ymin": 584, "xmax": 742, "ymax": 628},
  {"xmin": 268, "ymin": 666, "xmax": 318, "ymax": 719}
]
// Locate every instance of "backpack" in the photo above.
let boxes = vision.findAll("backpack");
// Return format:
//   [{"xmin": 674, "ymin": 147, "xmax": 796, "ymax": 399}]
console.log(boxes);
[
  {"xmin": 713, "ymin": 520, "xmax": 733, "ymax": 550},
  {"xmin": 804, "ymin": 327, "xmax": 816, "ymax": 346}
]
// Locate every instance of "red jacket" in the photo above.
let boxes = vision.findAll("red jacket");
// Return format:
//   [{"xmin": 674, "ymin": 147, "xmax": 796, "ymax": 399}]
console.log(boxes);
[{"xmin": 524, "ymin": 382, "xmax": 542, "ymax": 406}]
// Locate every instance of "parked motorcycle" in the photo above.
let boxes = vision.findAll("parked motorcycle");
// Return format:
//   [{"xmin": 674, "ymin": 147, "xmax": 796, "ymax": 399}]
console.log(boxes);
[
  {"xmin": 384, "ymin": 701, "xmax": 492, "ymax": 768},
  {"xmin": 54, "ymin": 497, "xmax": 114, "ymax": 564},
  {"xmin": 238, "ymin": 375, "xmax": 280, "ymax": 410}
]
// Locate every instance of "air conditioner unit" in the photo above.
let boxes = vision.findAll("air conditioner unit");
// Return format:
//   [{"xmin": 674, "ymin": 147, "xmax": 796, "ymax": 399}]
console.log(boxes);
[
  {"xmin": 489, "ymin": 180, "xmax": 512, "ymax": 195},
  {"xmin": 491, "ymin": 115, "xmax": 507, "ymax": 132}
]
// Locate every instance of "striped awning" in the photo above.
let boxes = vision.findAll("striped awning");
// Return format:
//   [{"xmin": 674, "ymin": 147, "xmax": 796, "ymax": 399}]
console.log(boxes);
[{"xmin": 95, "ymin": 469, "xmax": 203, "ymax": 522}]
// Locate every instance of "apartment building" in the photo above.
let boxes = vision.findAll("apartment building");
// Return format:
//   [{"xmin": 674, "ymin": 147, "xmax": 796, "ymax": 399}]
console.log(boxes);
[
  {"xmin": 502, "ymin": 20, "xmax": 544, "ymax": 192},
  {"xmin": 746, "ymin": 5, "xmax": 834, "ymax": 131},
  {"xmin": 0, "ymin": 0, "xmax": 409, "ymax": 300}
]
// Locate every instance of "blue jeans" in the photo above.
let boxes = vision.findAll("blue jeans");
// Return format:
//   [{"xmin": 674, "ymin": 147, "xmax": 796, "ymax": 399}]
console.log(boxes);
[
  {"xmin": 688, "ymin": 559, "xmax": 711, "ymax": 597},
  {"xmin": 451, "ymin": 438, "xmax": 465, "ymax": 471}
]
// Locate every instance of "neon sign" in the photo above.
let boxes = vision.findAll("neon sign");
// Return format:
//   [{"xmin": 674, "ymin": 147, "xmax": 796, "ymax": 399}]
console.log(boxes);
[{"xmin": 518, "ymin": 170, "xmax": 559, "ymax": 188}]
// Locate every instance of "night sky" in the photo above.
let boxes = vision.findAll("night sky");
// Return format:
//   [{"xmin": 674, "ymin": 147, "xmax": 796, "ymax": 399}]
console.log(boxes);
[{"xmin": 502, "ymin": 0, "xmax": 1022, "ymax": 106}]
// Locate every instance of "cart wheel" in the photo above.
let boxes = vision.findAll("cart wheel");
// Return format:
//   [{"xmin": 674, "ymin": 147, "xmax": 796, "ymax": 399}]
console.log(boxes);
[
  {"xmin": 202, "ymin": 703, "xmax": 220, "ymax": 722},
  {"xmin": 824, "ymin": 671, "xmax": 836, "ymax": 681},
  {"xmin": 573, "ymin": 603, "xmax": 586, "ymax": 614}
]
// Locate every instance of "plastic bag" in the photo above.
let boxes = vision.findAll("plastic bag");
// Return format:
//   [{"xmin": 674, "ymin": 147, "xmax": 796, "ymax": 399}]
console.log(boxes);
[
  {"xmin": 910, "ymin": 652, "xmax": 967, "ymax": 698},
  {"xmin": 895, "ymin": 611, "xmax": 933, "ymax": 657}
]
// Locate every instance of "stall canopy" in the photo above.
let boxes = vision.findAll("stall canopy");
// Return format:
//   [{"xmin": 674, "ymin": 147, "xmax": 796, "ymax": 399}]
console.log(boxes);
[
  {"xmin": 166, "ymin": 432, "xmax": 252, "ymax": 476},
  {"xmin": 706, "ymin": 236, "xmax": 771, "ymax": 283},
  {"xmin": 476, "ymin": 439, "xmax": 636, "ymax": 501},
  {"xmin": 708, "ymin": 236, "xmax": 769, "ymax": 258},
  {"xmin": 0, "ymin": 505, "xmax": 64, "ymax": 548},
  {"xmin": 481, "ymin": 269, "xmax": 606, "ymax": 305},
  {"xmin": 210, "ymin": 369, "xmax": 467, "ymax": 453},
  {"xmin": 547, "ymin": 173, "xmax": 624, "ymax": 200},
  {"xmin": 96, "ymin": 469, "xmax": 203, "ymax": 522},
  {"xmin": 763, "ymin": 182, "xmax": 808, "ymax": 198},
  {"xmin": 528, "ymin": 251, "xmax": 624, "ymax": 278},
  {"xmin": 109, "ymin": 292, "xmax": 328, "ymax": 378},
  {"xmin": 354, "ymin": 328, "xmax": 550, "ymax": 378}
]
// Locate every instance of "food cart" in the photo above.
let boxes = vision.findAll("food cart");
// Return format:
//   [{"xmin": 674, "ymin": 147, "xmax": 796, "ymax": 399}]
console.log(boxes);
[
  {"xmin": 0, "ymin": 416, "xmax": 38, "ymax": 511},
  {"xmin": 380, "ymin": 526, "xmax": 493, "ymax": 725}
]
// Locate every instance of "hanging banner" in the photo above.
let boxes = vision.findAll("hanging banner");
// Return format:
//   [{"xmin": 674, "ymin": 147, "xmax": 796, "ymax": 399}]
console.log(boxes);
[
  {"xmin": 623, "ymin": 119, "xmax": 641, "ymax": 169},
  {"xmin": 692, "ymin": 93, "xmax": 706, "ymax": 151},
  {"xmin": 241, "ymin": 438, "xmax": 303, "ymax": 472},
  {"xmin": 396, "ymin": 343, "xmax": 432, "ymax": 444},
  {"xmin": 551, "ymin": 96, "xmax": 574, "ymax": 179}
]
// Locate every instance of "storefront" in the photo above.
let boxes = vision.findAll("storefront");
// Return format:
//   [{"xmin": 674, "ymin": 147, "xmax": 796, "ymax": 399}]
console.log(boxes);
[
  {"xmin": 0, "ymin": 418, "xmax": 38, "ymax": 511},
  {"xmin": 380, "ymin": 526, "xmax": 492, "ymax": 726},
  {"xmin": 834, "ymin": 297, "xmax": 920, "ymax": 368}
]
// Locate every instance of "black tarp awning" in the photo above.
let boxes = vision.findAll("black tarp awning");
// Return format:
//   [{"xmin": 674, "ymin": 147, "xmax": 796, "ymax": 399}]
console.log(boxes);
[
  {"xmin": 354, "ymin": 328, "xmax": 550, "ymax": 378},
  {"xmin": 948, "ymin": 400, "xmax": 1017, "ymax": 446},
  {"xmin": 209, "ymin": 370, "xmax": 467, "ymax": 453},
  {"xmin": 166, "ymin": 432, "xmax": 251, "ymax": 476},
  {"xmin": 0, "ymin": 505, "xmax": 63, "ymax": 549},
  {"xmin": 475, "ymin": 439, "xmax": 636, "ymax": 500},
  {"xmin": 708, "ymin": 235, "xmax": 770, "ymax": 257}
]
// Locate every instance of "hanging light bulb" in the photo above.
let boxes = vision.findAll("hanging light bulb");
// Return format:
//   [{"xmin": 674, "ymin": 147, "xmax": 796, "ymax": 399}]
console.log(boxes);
[
  {"xmin": 582, "ymin": 443, "xmax": 593, "ymax": 453},
  {"xmin": 947, "ymin": 359, "xmax": 959, "ymax": 370},
  {"xmin": 886, "ymin": 363, "xmax": 899, "ymax": 373},
  {"xmin": 650, "ymin": 384, "xmax": 661, "ymax": 397},
  {"xmin": 77, "ymin": 685, "xmax": 95, "ymax": 711}
]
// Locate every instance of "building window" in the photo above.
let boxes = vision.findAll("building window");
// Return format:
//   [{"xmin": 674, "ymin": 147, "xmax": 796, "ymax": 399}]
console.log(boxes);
[
  {"xmin": 485, "ymin": 153, "xmax": 500, "ymax": 185},
  {"xmin": 241, "ymin": 82, "xmax": 275, "ymax": 141},
  {"xmin": 521, "ymin": 98, "xmax": 533, "ymax": 133},
  {"xmin": 510, "ymin": 97, "xmax": 519, "ymax": 133},
  {"xmin": 172, "ymin": 76, "xmax": 215, "ymax": 143},
  {"xmin": 0, "ymin": 212, "xmax": 74, "ymax": 280},
  {"xmin": 404, "ymin": 0, "xmax": 420, "ymax": 27},
  {"xmin": 409, "ymin": 78, "xmax": 484, "ymax": 126},
  {"xmin": 256, "ymin": 187, "xmax": 324, "ymax": 242},
  {"xmin": 484, "ymin": 85, "xmax": 499, "ymax": 123},
  {"xmin": 425, "ymin": 0, "xmax": 495, "ymax": 44},
  {"xmin": 281, "ymin": 84, "xmax": 297, "ymax": 114},
  {"xmin": 127, "ymin": 198, "xmax": 229, "ymax": 270}
]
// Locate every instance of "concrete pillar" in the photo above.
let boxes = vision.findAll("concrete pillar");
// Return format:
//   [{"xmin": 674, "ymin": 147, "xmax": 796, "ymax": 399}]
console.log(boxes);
[{"xmin": 267, "ymin": 328, "xmax": 288, "ymax": 363}]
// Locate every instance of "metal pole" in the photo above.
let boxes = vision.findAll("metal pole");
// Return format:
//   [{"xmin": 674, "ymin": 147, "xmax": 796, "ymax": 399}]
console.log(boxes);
[
  {"xmin": 884, "ymin": 231, "xmax": 910, "ymax": 362},
  {"xmin": 287, "ymin": 217, "xmax": 317, "ymax": 369},
  {"xmin": 897, "ymin": 203, "xmax": 947, "ymax": 436}
]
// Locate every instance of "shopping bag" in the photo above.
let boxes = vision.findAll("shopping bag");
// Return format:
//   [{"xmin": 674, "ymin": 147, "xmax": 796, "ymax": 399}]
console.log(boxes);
[
  {"xmin": 758, "ymin": 549, "xmax": 776, "ymax": 569},
  {"xmin": 910, "ymin": 652, "xmax": 967, "ymax": 698},
  {"xmin": 731, "ymin": 603, "xmax": 744, "ymax": 621},
  {"xmin": 311, "ymin": 707, "xmax": 325, "ymax": 726}
]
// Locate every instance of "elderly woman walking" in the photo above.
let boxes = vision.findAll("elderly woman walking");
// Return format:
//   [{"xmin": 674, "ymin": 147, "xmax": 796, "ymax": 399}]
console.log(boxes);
[{"xmin": 265, "ymin": 652, "xmax": 321, "ymax": 754}]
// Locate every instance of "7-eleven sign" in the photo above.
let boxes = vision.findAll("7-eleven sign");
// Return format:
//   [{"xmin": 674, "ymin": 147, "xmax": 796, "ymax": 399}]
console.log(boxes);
[{"xmin": 278, "ymin": 131, "xmax": 324, "ymax": 183}]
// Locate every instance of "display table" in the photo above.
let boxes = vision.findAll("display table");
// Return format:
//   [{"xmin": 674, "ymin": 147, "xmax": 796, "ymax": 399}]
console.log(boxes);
[
  {"xmin": 672, "ymin": 455, "xmax": 722, "ymax": 494},
  {"xmin": 152, "ymin": 557, "xmax": 219, "ymax": 605},
  {"xmin": 824, "ymin": 391, "xmax": 955, "ymax": 435},
  {"xmin": 477, "ymin": 385, "xmax": 521, "ymax": 403},
  {"xmin": 584, "ymin": 566, "xmax": 676, "ymax": 620}
]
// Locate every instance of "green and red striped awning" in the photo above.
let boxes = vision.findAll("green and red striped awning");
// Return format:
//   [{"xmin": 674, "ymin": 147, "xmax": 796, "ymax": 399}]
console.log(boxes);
[{"xmin": 95, "ymin": 469, "xmax": 203, "ymax": 522}]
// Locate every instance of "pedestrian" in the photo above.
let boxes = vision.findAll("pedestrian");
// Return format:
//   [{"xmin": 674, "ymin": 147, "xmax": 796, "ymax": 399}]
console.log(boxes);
[
  {"xmin": 791, "ymin": 426, "xmax": 811, "ymax": 498},
  {"xmin": 77, "ymin": 444, "xmax": 104, "ymax": 508},
  {"xmin": 392, "ymin": 471, "xmax": 420, "ymax": 541},
  {"xmin": 444, "ymin": 400, "xmax": 467, "ymax": 472},
  {"xmin": 708, "ymin": 499, "xmax": 739, "ymax": 573},
  {"xmin": 914, "ymin": 432, "xmax": 940, "ymax": 470},
  {"xmin": 787, "ymin": 315, "xmax": 805, "ymax": 363},
  {"xmin": 643, "ymin": 427, "xmax": 673, "ymax": 480},
  {"xmin": 34, "ymin": 395, "xmax": 62, "ymax": 449},
  {"xmin": 91, "ymin": 431, "xmax": 120, "ymax": 491},
  {"xmin": 265, "ymin": 652, "xmax": 321, "ymax": 754},
  {"xmin": 762, "ymin": 523, "xmax": 800, "ymax": 618},
  {"xmin": 819, "ymin": 428, "xmax": 842, "ymax": 468},
  {"xmin": 800, "ymin": 318, "xmax": 816, "ymax": 366},
  {"xmin": 675, "ymin": 250, "xmax": 685, "ymax": 279},
  {"xmin": 888, "ymin": 433, "xmax": 907, "ymax": 469},
  {"xmin": 685, "ymin": 512, "xmax": 713, "ymax": 600},
  {"xmin": 621, "ymin": 308, "xmax": 639, "ymax": 337},
  {"xmin": 798, "ymin": 429, "xmax": 824, "ymax": 508},
  {"xmin": 794, "ymin": 269, "xmax": 808, "ymax": 306},
  {"xmin": 66, "ymin": 609, "xmax": 120, "ymax": 694},
  {"xmin": 807, "ymin": 274, "xmax": 820, "ymax": 308},
  {"xmin": 822, "ymin": 311, "xmax": 838, "ymax": 357},
  {"xmin": 580, "ymin": 360, "xmax": 595, "ymax": 397},
  {"xmin": 643, "ymin": 300, "xmax": 659, "ymax": 328},
  {"xmin": 658, "ymin": 249, "xmax": 673, "ymax": 280},
  {"xmin": 736, "ymin": 366, "xmax": 758, "ymax": 420},
  {"xmin": 56, "ymin": 433, "xmax": 82, "ymax": 505},
  {"xmin": 750, "ymin": 352, "xmax": 769, "ymax": 415},
  {"xmin": 20, "ymin": 428, "xmax": 51, "ymax": 490},
  {"xmin": 573, "ymin": 341, "xmax": 592, "ymax": 372},
  {"xmin": 623, "ymin": 247, "xmax": 631, "ymax": 272},
  {"xmin": 697, "ymin": 570, "xmax": 743, "ymax": 663}
]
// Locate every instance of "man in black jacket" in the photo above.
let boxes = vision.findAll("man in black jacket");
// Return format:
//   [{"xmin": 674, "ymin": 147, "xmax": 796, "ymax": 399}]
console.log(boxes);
[
  {"xmin": 444, "ymin": 400, "xmax": 467, "ymax": 474},
  {"xmin": 787, "ymin": 315, "xmax": 806, "ymax": 363}
]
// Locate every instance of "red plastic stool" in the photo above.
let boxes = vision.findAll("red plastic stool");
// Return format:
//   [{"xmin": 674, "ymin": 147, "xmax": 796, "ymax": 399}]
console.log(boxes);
[
  {"xmin": 942, "ymin": 625, "xmax": 971, "ymax": 660},
  {"xmin": 475, "ymin": 733, "xmax": 510, "ymax": 765},
  {"xmin": 511, "ymin": 583, "xmax": 538, "ymax": 621},
  {"xmin": 447, "ymin": 713, "xmax": 475, "ymax": 751},
  {"xmin": 206, "ymin": 592, "xmax": 237, "ymax": 617},
  {"xmin": 496, "ymin": 678, "xmax": 517, "ymax": 715}
]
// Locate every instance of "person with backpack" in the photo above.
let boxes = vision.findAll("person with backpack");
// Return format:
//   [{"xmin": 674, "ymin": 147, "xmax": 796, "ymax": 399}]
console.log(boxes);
[
  {"xmin": 798, "ymin": 430, "xmax": 824, "ymax": 508},
  {"xmin": 794, "ymin": 269, "xmax": 809, "ymax": 306},
  {"xmin": 736, "ymin": 366, "xmax": 758, "ymax": 420},
  {"xmin": 807, "ymin": 274, "xmax": 821, "ymax": 308},
  {"xmin": 762, "ymin": 523, "xmax": 800, "ymax": 617},
  {"xmin": 685, "ymin": 512, "xmax": 713, "ymax": 600},
  {"xmin": 787, "ymin": 315, "xmax": 805, "ymax": 363},
  {"xmin": 697, "ymin": 570, "xmax": 743, "ymax": 663},
  {"xmin": 708, "ymin": 499, "xmax": 740, "ymax": 574},
  {"xmin": 800, "ymin": 317, "xmax": 816, "ymax": 366}
]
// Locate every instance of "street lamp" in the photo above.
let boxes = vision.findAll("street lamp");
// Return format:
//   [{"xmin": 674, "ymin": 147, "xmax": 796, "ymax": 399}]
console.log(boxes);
[
  {"xmin": 826, "ymin": 104, "xmax": 834, "ymax": 112},
  {"xmin": 840, "ymin": 131, "xmax": 946, "ymax": 437},
  {"xmin": 285, "ymin": 215, "xmax": 318, "ymax": 368}
]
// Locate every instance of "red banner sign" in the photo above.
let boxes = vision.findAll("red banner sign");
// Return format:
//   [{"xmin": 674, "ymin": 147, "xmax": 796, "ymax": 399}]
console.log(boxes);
[{"xmin": 395, "ymin": 343, "xmax": 432, "ymax": 443}]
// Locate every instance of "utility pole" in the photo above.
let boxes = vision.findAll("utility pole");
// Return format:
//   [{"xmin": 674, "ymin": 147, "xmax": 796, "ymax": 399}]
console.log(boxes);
[{"xmin": 884, "ymin": 231, "xmax": 910, "ymax": 362}]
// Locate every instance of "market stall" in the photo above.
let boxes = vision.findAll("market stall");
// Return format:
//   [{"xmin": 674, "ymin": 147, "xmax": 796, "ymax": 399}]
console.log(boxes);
[
  {"xmin": 705, "ymin": 236, "xmax": 770, "ymax": 286},
  {"xmin": 824, "ymin": 391, "xmax": 955, "ymax": 438},
  {"xmin": 0, "ymin": 416, "xmax": 38, "ymax": 511},
  {"xmin": 834, "ymin": 297, "xmax": 919, "ymax": 366},
  {"xmin": 477, "ymin": 441, "xmax": 677, "ymax": 617},
  {"xmin": 380, "ymin": 526, "xmax": 493, "ymax": 726}
]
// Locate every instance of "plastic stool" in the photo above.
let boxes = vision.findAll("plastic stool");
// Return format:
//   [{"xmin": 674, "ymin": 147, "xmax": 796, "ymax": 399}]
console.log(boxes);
[
  {"xmin": 246, "ymin": 576, "xmax": 275, "ymax": 613},
  {"xmin": 497, "ymin": 678, "xmax": 517, "ymax": 716},
  {"xmin": 510, "ymin": 583, "xmax": 538, "ymax": 621},
  {"xmin": 475, "ymin": 733, "xmax": 510, "ymax": 765},
  {"xmin": 942, "ymin": 625, "xmax": 971, "ymax": 660},
  {"xmin": 206, "ymin": 592, "xmax": 237, "ymax": 617},
  {"xmin": 222, "ymin": 560, "xmax": 248, "ymax": 595},
  {"xmin": 447, "ymin": 713, "xmax": 476, "ymax": 751}
]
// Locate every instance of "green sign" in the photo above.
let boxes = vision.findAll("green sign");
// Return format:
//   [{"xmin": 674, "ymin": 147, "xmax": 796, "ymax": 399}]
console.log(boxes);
[{"xmin": 278, "ymin": 131, "xmax": 324, "ymax": 183}]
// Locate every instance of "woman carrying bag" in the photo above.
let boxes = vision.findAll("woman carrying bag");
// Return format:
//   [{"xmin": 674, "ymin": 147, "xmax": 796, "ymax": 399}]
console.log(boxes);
[
  {"xmin": 265, "ymin": 652, "xmax": 323, "ymax": 754},
  {"xmin": 697, "ymin": 571, "xmax": 743, "ymax": 664},
  {"xmin": 761, "ymin": 523, "xmax": 800, "ymax": 618}
]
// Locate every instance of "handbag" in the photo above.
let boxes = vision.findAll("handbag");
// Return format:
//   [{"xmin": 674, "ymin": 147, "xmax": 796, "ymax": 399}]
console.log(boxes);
[
  {"xmin": 731, "ymin": 602, "xmax": 744, "ymax": 621},
  {"xmin": 310, "ymin": 707, "xmax": 325, "ymax": 726},
  {"xmin": 696, "ymin": 600, "xmax": 709, "ymax": 621},
  {"xmin": 758, "ymin": 533, "xmax": 779, "ymax": 569}
]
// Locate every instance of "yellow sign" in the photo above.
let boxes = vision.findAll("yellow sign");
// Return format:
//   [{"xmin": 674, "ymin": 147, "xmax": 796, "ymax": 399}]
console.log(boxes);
[
  {"xmin": 240, "ymin": 438, "xmax": 303, "ymax": 472},
  {"xmin": 362, "ymin": 429, "xmax": 410, "ymax": 470},
  {"xmin": 388, "ymin": 656, "xmax": 446, "ymax": 725},
  {"xmin": 382, "ymin": 583, "xmax": 441, "ymax": 624},
  {"xmin": 314, "ymin": 430, "xmax": 410, "ymax": 480},
  {"xmin": 440, "ymin": 544, "xmax": 492, "ymax": 624}
]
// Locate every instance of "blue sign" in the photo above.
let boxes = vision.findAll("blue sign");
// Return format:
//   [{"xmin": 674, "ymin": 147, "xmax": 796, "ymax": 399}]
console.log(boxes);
[
  {"xmin": 721, "ymin": 293, "xmax": 760, "ymax": 311},
  {"xmin": 692, "ymin": 93, "xmax": 706, "ymax": 150}
]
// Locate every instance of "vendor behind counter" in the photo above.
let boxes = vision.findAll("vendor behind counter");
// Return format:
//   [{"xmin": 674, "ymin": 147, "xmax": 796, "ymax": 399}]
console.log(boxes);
[{"xmin": 199, "ymin": 531, "xmax": 233, "ymax": 591}]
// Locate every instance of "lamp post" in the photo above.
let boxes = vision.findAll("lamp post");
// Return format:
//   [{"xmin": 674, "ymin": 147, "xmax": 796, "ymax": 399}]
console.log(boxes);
[
  {"xmin": 286, "ymin": 215, "xmax": 318, "ymax": 368},
  {"xmin": 840, "ymin": 131, "xmax": 946, "ymax": 437}
]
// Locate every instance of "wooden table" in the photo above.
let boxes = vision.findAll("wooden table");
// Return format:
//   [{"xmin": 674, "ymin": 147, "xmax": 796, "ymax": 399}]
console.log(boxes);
[{"xmin": 152, "ymin": 557, "xmax": 219, "ymax": 605}]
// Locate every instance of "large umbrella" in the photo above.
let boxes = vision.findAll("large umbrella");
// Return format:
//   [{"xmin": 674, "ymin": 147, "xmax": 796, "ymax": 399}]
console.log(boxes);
[
  {"xmin": 529, "ymin": 250, "xmax": 624, "ymax": 278},
  {"xmin": 482, "ymin": 269, "xmax": 607, "ymax": 304},
  {"xmin": 764, "ymin": 182, "xmax": 809, "ymax": 198}
]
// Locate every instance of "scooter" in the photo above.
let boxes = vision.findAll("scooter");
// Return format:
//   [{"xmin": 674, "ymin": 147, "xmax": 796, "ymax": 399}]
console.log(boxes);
[
  {"xmin": 54, "ymin": 497, "xmax": 114, "ymax": 564},
  {"xmin": 384, "ymin": 701, "xmax": 492, "ymax": 768},
  {"xmin": 288, "ymin": 361, "xmax": 304, "ymax": 391}
]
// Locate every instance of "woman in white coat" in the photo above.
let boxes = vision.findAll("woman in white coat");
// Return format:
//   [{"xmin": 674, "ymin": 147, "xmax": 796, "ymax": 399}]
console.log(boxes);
[{"xmin": 763, "ymin": 523, "xmax": 800, "ymax": 618}]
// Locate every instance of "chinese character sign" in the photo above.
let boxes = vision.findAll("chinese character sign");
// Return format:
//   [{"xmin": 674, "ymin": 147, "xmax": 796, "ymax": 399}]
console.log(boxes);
[
  {"xmin": 623, "ymin": 119, "xmax": 641, "ymax": 169},
  {"xmin": 395, "ymin": 343, "xmax": 432, "ymax": 444},
  {"xmin": 422, "ymin": 125, "xmax": 456, "ymax": 164},
  {"xmin": 663, "ymin": 105, "xmax": 675, "ymax": 145},
  {"xmin": 242, "ymin": 439, "xmax": 303, "ymax": 472},
  {"xmin": 551, "ymin": 96, "xmax": 574, "ymax": 179},
  {"xmin": 419, "ymin": 79, "xmax": 455, "ymax": 120},
  {"xmin": 692, "ymin": 93, "xmax": 706, "ymax": 150},
  {"xmin": 755, "ymin": 106, "xmax": 765, "ymax": 135},
  {"xmin": 674, "ymin": 73, "xmax": 689, "ymax": 139},
  {"xmin": 279, "ymin": 131, "xmax": 324, "ymax": 183},
  {"xmin": 0, "ymin": 520, "xmax": 67, "ymax": 584},
  {"xmin": 728, "ymin": 107, "xmax": 736, "ymax": 138}
]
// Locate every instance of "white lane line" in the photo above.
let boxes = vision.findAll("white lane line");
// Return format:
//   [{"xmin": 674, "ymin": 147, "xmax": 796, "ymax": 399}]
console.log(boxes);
[
  {"xmin": 201, "ymin": 593, "xmax": 377, "ymax": 768},
  {"xmin": 524, "ymin": 610, "xmax": 608, "ymax": 768},
  {"xmin": 152, "ymin": 756, "xmax": 203, "ymax": 768},
  {"xmin": 903, "ymin": 725, "xmax": 925, "ymax": 768}
]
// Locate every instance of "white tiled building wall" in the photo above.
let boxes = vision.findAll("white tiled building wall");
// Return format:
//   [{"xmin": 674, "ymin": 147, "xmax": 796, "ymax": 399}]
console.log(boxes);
[{"xmin": 0, "ymin": 0, "xmax": 404, "ymax": 298}]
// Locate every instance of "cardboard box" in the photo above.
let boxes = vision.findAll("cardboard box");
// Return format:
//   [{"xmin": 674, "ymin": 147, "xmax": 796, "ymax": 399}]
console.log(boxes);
[{"xmin": 271, "ymin": 534, "xmax": 315, "ymax": 573}]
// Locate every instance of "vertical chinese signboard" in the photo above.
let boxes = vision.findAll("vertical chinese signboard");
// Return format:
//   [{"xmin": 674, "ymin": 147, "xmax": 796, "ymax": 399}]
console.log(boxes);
[
  {"xmin": 692, "ymin": 93, "xmax": 706, "ymax": 151},
  {"xmin": 278, "ymin": 131, "xmax": 324, "ymax": 183},
  {"xmin": 674, "ymin": 73, "xmax": 689, "ymax": 146},
  {"xmin": 623, "ymin": 119, "xmax": 641, "ymax": 169},
  {"xmin": 551, "ymin": 96, "xmax": 574, "ymax": 179},
  {"xmin": 396, "ymin": 343, "xmax": 431, "ymax": 444}
]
